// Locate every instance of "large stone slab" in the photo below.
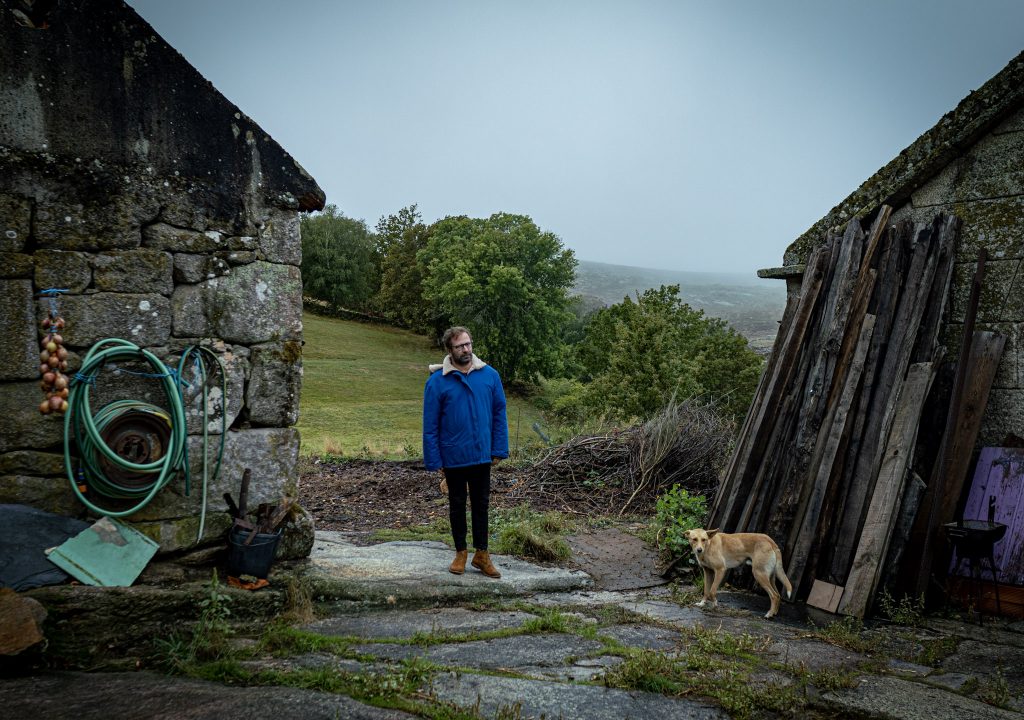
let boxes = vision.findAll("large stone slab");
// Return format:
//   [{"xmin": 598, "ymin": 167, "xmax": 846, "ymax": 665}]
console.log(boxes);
[
  {"xmin": 41, "ymin": 292, "xmax": 171, "ymax": 347},
  {"xmin": 940, "ymin": 638, "xmax": 1024, "ymax": 707},
  {"xmin": 171, "ymin": 261, "xmax": 302, "ymax": 344},
  {"xmin": 34, "ymin": 195, "xmax": 146, "ymax": 251},
  {"xmin": 0, "ymin": 251, "xmax": 33, "ymax": 278},
  {"xmin": 247, "ymin": 341, "xmax": 302, "ymax": 426},
  {"xmin": 305, "ymin": 607, "xmax": 539, "ymax": 640},
  {"xmin": 0, "ymin": 279, "xmax": 38, "ymax": 380},
  {"xmin": 0, "ymin": 194, "xmax": 30, "ymax": 252},
  {"xmin": 131, "ymin": 427, "xmax": 299, "ymax": 524},
  {"xmin": 303, "ymin": 534, "xmax": 592, "ymax": 605},
  {"xmin": 429, "ymin": 672, "xmax": 729, "ymax": 720},
  {"xmin": 0, "ymin": 474, "xmax": 81, "ymax": 517},
  {"xmin": 33, "ymin": 249, "xmax": 91, "ymax": 293},
  {"xmin": 355, "ymin": 633, "xmax": 603, "ymax": 670},
  {"xmin": 92, "ymin": 249, "xmax": 173, "ymax": 295},
  {"xmin": 258, "ymin": 210, "xmax": 301, "ymax": 265},
  {"xmin": 820, "ymin": 674, "xmax": 1020, "ymax": 720},
  {"xmin": 0, "ymin": 671, "xmax": 413, "ymax": 720},
  {"xmin": 0, "ymin": 381, "xmax": 64, "ymax": 451},
  {"xmin": 599, "ymin": 623, "xmax": 685, "ymax": 651},
  {"xmin": 0, "ymin": 450, "xmax": 65, "ymax": 476},
  {"xmin": 142, "ymin": 222, "xmax": 256, "ymax": 253}
]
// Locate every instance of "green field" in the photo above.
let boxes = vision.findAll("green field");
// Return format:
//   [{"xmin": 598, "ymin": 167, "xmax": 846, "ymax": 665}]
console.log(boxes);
[{"xmin": 297, "ymin": 312, "xmax": 547, "ymax": 458}]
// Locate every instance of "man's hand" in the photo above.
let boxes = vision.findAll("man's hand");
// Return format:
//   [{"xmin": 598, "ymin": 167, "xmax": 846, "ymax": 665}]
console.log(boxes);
[
  {"xmin": 491, "ymin": 457, "xmax": 501, "ymax": 466},
  {"xmin": 438, "ymin": 469, "xmax": 447, "ymax": 495}
]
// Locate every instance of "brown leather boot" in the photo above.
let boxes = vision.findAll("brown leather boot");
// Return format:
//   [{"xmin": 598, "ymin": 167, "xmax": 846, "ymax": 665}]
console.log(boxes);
[
  {"xmin": 471, "ymin": 550, "xmax": 501, "ymax": 579},
  {"xmin": 449, "ymin": 549, "xmax": 468, "ymax": 575}
]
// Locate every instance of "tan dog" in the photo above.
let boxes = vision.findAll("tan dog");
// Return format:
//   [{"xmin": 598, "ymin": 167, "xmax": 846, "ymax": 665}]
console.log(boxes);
[{"xmin": 684, "ymin": 528, "xmax": 793, "ymax": 619}]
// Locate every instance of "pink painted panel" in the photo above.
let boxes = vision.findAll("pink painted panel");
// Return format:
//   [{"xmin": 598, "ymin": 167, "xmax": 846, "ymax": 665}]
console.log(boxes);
[{"xmin": 951, "ymin": 447, "xmax": 1024, "ymax": 585}]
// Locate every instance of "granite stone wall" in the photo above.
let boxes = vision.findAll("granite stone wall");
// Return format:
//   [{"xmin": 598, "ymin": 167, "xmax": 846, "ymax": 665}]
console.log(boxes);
[
  {"xmin": 0, "ymin": 0, "xmax": 323, "ymax": 555},
  {"xmin": 892, "ymin": 104, "xmax": 1024, "ymax": 446}
]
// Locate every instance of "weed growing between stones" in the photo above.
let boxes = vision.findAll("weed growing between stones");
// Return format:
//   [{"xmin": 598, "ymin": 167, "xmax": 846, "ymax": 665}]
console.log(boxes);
[
  {"xmin": 802, "ymin": 666, "xmax": 859, "ymax": 691},
  {"xmin": 810, "ymin": 616, "xmax": 886, "ymax": 655},
  {"xmin": 282, "ymin": 577, "xmax": 315, "ymax": 624},
  {"xmin": 155, "ymin": 571, "xmax": 235, "ymax": 670},
  {"xmin": 686, "ymin": 624, "xmax": 771, "ymax": 661},
  {"xmin": 912, "ymin": 635, "xmax": 959, "ymax": 666},
  {"xmin": 977, "ymin": 667, "xmax": 1012, "ymax": 709},
  {"xmin": 258, "ymin": 624, "xmax": 355, "ymax": 657},
  {"xmin": 878, "ymin": 590, "xmax": 927, "ymax": 626}
]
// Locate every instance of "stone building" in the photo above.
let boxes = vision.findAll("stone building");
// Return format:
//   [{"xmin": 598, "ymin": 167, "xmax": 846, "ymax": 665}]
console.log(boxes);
[
  {"xmin": 0, "ymin": 0, "xmax": 324, "ymax": 553},
  {"xmin": 760, "ymin": 50, "xmax": 1024, "ymax": 446}
]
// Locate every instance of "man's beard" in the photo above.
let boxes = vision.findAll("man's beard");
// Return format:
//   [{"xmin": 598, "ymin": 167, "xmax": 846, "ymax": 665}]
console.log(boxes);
[{"xmin": 454, "ymin": 350, "xmax": 472, "ymax": 365}]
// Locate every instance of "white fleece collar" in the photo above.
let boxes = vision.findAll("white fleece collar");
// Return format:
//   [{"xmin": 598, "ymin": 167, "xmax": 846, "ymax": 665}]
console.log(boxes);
[{"xmin": 429, "ymin": 354, "xmax": 487, "ymax": 375}]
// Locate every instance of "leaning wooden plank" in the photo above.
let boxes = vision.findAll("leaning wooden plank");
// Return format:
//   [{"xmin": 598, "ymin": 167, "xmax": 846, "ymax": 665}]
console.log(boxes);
[
  {"xmin": 786, "ymin": 314, "xmax": 877, "ymax": 591},
  {"xmin": 775, "ymin": 227, "xmax": 864, "ymax": 552},
  {"xmin": 829, "ymin": 220, "xmax": 940, "ymax": 579},
  {"xmin": 911, "ymin": 214, "xmax": 960, "ymax": 363},
  {"xmin": 711, "ymin": 244, "xmax": 831, "ymax": 528},
  {"xmin": 932, "ymin": 331, "xmax": 1006, "ymax": 526},
  {"xmin": 737, "ymin": 393, "xmax": 796, "ymax": 532},
  {"xmin": 912, "ymin": 330, "xmax": 1005, "ymax": 596},
  {"xmin": 910, "ymin": 248, "xmax": 990, "ymax": 597},
  {"xmin": 825, "ymin": 207, "xmax": 893, "ymax": 410},
  {"xmin": 834, "ymin": 220, "xmax": 907, "ymax": 531},
  {"xmin": 837, "ymin": 361, "xmax": 937, "ymax": 618},
  {"xmin": 800, "ymin": 264, "xmax": 878, "ymax": 536}
]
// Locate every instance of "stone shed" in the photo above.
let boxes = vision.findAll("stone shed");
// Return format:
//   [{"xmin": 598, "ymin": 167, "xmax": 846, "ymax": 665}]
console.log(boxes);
[
  {"xmin": 761, "ymin": 50, "xmax": 1024, "ymax": 447},
  {"xmin": 0, "ymin": 1, "xmax": 324, "ymax": 553}
]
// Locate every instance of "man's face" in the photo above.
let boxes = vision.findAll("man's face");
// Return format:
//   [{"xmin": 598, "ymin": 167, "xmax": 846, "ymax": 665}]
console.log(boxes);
[{"xmin": 450, "ymin": 333, "xmax": 473, "ymax": 365}]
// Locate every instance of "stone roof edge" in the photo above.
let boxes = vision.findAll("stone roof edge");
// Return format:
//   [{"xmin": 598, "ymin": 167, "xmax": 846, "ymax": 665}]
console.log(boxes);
[{"xmin": 782, "ymin": 49, "xmax": 1024, "ymax": 266}]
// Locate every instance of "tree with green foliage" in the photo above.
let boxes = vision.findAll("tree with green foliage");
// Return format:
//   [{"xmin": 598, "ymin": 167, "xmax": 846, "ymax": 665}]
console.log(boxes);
[
  {"xmin": 421, "ymin": 213, "xmax": 577, "ymax": 385},
  {"xmin": 372, "ymin": 205, "xmax": 441, "ymax": 332},
  {"xmin": 300, "ymin": 205, "xmax": 379, "ymax": 313},
  {"xmin": 574, "ymin": 285, "xmax": 762, "ymax": 422}
]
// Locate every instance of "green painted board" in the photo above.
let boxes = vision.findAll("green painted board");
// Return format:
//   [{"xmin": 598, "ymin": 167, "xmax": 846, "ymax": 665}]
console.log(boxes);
[{"xmin": 46, "ymin": 516, "xmax": 159, "ymax": 586}]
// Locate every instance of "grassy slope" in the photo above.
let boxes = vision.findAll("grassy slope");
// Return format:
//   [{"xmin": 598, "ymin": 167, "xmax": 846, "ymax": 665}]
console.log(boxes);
[{"xmin": 298, "ymin": 312, "xmax": 547, "ymax": 457}]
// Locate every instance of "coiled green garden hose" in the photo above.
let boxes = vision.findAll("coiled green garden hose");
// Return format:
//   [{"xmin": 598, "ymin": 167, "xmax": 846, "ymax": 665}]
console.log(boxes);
[{"xmin": 64, "ymin": 338, "xmax": 227, "ymax": 543}]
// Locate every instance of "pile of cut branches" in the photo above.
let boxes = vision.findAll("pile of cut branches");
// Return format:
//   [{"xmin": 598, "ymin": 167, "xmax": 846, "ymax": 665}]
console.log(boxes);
[{"xmin": 511, "ymin": 397, "xmax": 734, "ymax": 516}]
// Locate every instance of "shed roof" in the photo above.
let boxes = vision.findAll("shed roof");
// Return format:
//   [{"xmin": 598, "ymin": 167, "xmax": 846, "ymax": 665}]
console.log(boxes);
[{"xmin": 777, "ymin": 50, "xmax": 1024, "ymax": 270}]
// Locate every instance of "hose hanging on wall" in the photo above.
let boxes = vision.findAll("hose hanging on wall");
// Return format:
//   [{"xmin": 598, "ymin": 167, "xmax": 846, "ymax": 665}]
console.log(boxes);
[{"xmin": 64, "ymin": 339, "xmax": 227, "ymax": 542}]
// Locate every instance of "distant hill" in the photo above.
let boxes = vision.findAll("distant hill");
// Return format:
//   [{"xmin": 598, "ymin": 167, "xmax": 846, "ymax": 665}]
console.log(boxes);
[{"xmin": 572, "ymin": 259, "xmax": 786, "ymax": 352}]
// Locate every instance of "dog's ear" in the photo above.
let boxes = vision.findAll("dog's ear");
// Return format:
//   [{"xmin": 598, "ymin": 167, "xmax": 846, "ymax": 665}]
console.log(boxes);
[{"xmin": 707, "ymin": 528, "xmax": 720, "ymax": 538}]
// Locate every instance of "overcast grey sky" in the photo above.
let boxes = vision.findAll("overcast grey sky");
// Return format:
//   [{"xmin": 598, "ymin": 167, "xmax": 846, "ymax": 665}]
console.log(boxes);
[{"xmin": 127, "ymin": 1, "xmax": 1023, "ymax": 276}]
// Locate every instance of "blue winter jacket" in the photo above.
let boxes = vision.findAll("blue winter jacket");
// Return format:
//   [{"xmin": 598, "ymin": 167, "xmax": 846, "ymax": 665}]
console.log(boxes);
[{"xmin": 422, "ymin": 355, "xmax": 509, "ymax": 471}]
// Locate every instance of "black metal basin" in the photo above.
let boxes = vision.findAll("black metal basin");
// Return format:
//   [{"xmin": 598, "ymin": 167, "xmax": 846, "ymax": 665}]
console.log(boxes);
[{"xmin": 943, "ymin": 520, "xmax": 1007, "ymax": 558}]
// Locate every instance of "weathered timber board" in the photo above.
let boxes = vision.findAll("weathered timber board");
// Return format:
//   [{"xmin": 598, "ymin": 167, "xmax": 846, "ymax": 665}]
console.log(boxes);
[{"xmin": 838, "ymin": 362, "xmax": 936, "ymax": 618}]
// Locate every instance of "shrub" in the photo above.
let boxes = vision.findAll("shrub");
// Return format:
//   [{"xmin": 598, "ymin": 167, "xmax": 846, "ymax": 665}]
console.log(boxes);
[{"xmin": 654, "ymin": 484, "xmax": 708, "ymax": 562}]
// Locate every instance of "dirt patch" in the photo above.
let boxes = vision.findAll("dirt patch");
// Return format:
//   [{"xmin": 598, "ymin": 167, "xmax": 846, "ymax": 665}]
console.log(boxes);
[{"xmin": 298, "ymin": 458, "xmax": 533, "ymax": 537}]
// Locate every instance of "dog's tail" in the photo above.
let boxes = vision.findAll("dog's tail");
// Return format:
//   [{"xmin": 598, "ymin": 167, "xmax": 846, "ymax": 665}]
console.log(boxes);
[{"xmin": 776, "ymin": 549, "xmax": 793, "ymax": 600}]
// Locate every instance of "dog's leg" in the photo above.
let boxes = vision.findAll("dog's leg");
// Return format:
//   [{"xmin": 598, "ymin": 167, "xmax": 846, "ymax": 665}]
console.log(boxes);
[
  {"xmin": 696, "ymin": 565, "xmax": 714, "ymax": 607},
  {"xmin": 707, "ymin": 567, "xmax": 725, "ymax": 608},
  {"xmin": 752, "ymin": 566, "xmax": 781, "ymax": 618}
]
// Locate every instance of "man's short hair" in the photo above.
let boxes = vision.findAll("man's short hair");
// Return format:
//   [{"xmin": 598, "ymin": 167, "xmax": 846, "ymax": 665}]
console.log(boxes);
[{"xmin": 441, "ymin": 326, "xmax": 472, "ymax": 352}]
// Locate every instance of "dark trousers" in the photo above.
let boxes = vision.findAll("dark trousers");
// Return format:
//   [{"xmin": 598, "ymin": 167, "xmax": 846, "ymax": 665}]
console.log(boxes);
[{"xmin": 445, "ymin": 463, "xmax": 491, "ymax": 551}]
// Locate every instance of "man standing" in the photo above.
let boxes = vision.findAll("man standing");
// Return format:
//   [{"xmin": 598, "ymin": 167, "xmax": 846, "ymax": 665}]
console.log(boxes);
[{"xmin": 423, "ymin": 326, "xmax": 509, "ymax": 578}]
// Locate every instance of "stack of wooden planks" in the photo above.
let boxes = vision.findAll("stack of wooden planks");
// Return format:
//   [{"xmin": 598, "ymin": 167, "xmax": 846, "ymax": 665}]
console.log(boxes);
[{"xmin": 710, "ymin": 206, "xmax": 969, "ymax": 617}]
